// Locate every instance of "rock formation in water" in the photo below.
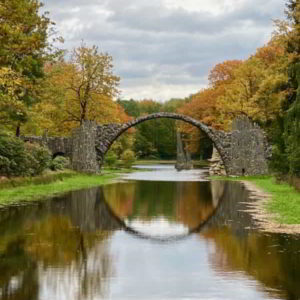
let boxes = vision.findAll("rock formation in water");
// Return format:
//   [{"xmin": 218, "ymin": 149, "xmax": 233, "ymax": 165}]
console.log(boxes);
[
  {"xmin": 175, "ymin": 132, "xmax": 193, "ymax": 171},
  {"xmin": 209, "ymin": 147, "xmax": 226, "ymax": 176}
]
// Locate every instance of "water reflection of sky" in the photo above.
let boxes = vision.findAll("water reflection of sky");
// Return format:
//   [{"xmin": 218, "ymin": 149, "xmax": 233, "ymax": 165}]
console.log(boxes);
[
  {"xmin": 125, "ymin": 217, "xmax": 189, "ymax": 237},
  {"xmin": 126, "ymin": 164, "xmax": 209, "ymax": 182},
  {"xmin": 107, "ymin": 232, "xmax": 277, "ymax": 300},
  {"xmin": 34, "ymin": 231, "xmax": 278, "ymax": 300},
  {"xmin": 0, "ymin": 166, "xmax": 296, "ymax": 300}
]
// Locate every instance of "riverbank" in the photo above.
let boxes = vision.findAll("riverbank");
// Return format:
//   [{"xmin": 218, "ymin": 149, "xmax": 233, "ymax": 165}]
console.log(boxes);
[
  {"xmin": 212, "ymin": 176, "xmax": 300, "ymax": 234},
  {"xmin": 0, "ymin": 169, "xmax": 127, "ymax": 207}
]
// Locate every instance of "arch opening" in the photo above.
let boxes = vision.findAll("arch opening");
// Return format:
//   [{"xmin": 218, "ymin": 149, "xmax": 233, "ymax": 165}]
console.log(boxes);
[
  {"xmin": 98, "ymin": 113, "xmax": 228, "ymax": 174},
  {"xmin": 52, "ymin": 152, "xmax": 66, "ymax": 159}
]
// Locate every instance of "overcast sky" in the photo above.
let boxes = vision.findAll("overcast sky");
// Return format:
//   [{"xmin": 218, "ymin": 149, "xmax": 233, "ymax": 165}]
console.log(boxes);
[{"xmin": 43, "ymin": 0, "xmax": 286, "ymax": 101}]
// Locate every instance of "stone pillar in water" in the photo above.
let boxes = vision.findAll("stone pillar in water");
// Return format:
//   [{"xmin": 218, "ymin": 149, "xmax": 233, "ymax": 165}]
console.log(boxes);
[
  {"xmin": 71, "ymin": 121, "xmax": 99, "ymax": 173},
  {"xmin": 175, "ymin": 131, "xmax": 193, "ymax": 170},
  {"xmin": 209, "ymin": 147, "xmax": 226, "ymax": 176}
]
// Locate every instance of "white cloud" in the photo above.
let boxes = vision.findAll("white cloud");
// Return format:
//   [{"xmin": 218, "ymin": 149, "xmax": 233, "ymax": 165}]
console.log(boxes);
[{"xmin": 43, "ymin": 0, "xmax": 285, "ymax": 101}]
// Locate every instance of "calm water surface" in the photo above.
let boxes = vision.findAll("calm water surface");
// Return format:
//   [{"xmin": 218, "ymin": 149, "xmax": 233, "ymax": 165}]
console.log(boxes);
[{"xmin": 0, "ymin": 165, "xmax": 300, "ymax": 300}]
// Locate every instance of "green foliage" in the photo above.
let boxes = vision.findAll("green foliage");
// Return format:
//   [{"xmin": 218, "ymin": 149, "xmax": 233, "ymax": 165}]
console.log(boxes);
[
  {"xmin": 273, "ymin": 1, "xmax": 300, "ymax": 176},
  {"xmin": 134, "ymin": 130, "xmax": 158, "ymax": 158},
  {"xmin": 49, "ymin": 156, "xmax": 70, "ymax": 171},
  {"xmin": 211, "ymin": 175, "xmax": 300, "ymax": 224},
  {"xmin": 117, "ymin": 99, "xmax": 141, "ymax": 117},
  {"xmin": 104, "ymin": 151, "xmax": 118, "ymax": 167},
  {"xmin": 283, "ymin": 63, "xmax": 300, "ymax": 176},
  {"xmin": 117, "ymin": 99, "xmax": 181, "ymax": 159},
  {"xmin": 120, "ymin": 149, "xmax": 136, "ymax": 168},
  {"xmin": 0, "ymin": 133, "xmax": 51, "ymax": 177},
  {"xmin": 0, "ymin": 173, "xmax": 117, "ymax": 205},
  {"xmin": 24, "ymin": 143, "xmax": 51, "ymax": 176},
  {"xmin": 0, "ymin": 133, "xmax": 29, "ymax": 176}
]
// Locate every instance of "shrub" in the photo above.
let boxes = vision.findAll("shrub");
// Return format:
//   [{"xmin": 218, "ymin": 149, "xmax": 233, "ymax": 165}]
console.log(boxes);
[
  {"xmin": 120, "ymin": 149, "xmax": 136, "ymax": 168},
  {"xmin": 24, "ymin": 142, "xmax": 51, "ymax": 176},
  {"xmin": 0, "ymin": 133, "xmax": 29, "ymax": 176},
  {"xmin": 50, "ymin": 156, "xmax": 70, "ymax": 171},
  {"xmin": 0, "ymin": 133, "xmax": 51, "ymax": 177},
  {"xmin": 105, "ymin": 151, "xmax": 118, "ymax": 167}
]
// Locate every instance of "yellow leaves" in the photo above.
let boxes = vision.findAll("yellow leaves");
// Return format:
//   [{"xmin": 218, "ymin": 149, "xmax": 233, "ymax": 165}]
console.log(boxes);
[
  {"xmin": 179, "ymin": 35, "xmax": 289, "ymax": 142},
  {"xmin": 25, "ymin": 55, "xmax": 127, "ymax": 136},
  {"xmin": 0, "ymin": 67, "xmax": 29, "ymax": 127},
  {"xmin": 253, "ymin": 73, "xmax": 289, "ymax": 121},
  {"xmin": 216, "ymin": 55, "xmax": 288, "ymax": 123},
  {"xmin": 0, "ymin": 67, "xmax": 22, "ymax": 97},
  {"xmin": 177, "ymin": 88, "xmax": 226, "ymax": 153}
]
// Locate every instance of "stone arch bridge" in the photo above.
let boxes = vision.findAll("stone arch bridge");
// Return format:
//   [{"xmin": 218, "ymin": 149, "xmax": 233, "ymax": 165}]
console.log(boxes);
[{"xmin": 23, "ymin": 112, "xmax": 270, "ymax": 176}]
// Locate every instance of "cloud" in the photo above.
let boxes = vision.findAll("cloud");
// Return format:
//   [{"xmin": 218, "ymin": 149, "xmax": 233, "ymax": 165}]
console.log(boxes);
[{"xmin": 42, "ymin": 0, "xmax": 285, "ymax": 100}]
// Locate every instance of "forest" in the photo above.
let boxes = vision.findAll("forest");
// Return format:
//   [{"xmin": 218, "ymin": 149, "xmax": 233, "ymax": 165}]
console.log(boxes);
[{"xmin": 0, "ymin": 0, "xmax": 300, "ymax": 177}]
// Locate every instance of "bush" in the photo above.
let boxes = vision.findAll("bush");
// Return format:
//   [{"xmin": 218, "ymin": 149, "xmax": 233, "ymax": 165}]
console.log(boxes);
[
  {"xmin": 24, "ymin": 142, "xmax": 51, "ymax": 176},
  {"xmin": 120, "ymin": 149, "xmax": 136, "ymax": 168},
  {"xmin": 0, "ymin": 133, "xmax": 29, "ymax": 176},
  {"xmin": 0, "ymin": 133, "xmax": 51, "ymax": 177},
  {"xmin": 50, "ymin": 156, "xmax": 70, "ymax": 171},
  {"xmin": 104, "ymin": 151, "xmax": 118, "ymax": 167}
]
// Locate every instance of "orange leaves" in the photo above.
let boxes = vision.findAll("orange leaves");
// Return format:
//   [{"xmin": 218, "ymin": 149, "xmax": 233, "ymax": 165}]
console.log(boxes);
[
  {"xmin": 177, "ymin": 88, "xmax": 226, "ymax": 153},
  {"xmin": 23, "ymin": 58, "xmax": 128, "ymax": 136},
  {"xmin": 255, "ymin": 42, "xmax": 285, "ymax": 66},
  {"xmin": 208, "ymin": 60, "xmax": 242, "ymax": 87}
]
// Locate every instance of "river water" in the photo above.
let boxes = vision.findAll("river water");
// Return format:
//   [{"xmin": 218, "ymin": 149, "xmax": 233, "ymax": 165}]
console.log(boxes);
[{"xmin": 0, "ymin": 165, "xmax": 300, "ymax": 300}]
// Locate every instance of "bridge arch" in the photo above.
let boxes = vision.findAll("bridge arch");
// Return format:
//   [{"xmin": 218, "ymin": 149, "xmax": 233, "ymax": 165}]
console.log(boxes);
[
  {"xmin": 96, "ymin": 112, "xmax": 231, "ymax": 174},
  {"xmin": 22, "ymin": 113, "xmax": 270, "ymax": 176}
]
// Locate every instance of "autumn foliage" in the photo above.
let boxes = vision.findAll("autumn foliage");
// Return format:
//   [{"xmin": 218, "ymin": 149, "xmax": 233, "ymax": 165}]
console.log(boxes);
[{"xmin": 1, "ymin": 0, "xmax": 300, "ymax": 175}]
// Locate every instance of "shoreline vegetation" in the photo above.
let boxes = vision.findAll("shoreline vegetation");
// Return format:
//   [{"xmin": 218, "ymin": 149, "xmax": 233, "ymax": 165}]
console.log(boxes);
[
  {"xmin": 1, "ymin": 164, "xmax": 300, "ymax": 235},
  {"xmin": 211, "ymin": 176, "xmax": 300, "ymax": 234},
  {"xmin": 0, "ymin": 168, "xmax": 132, "ymax": 207}
]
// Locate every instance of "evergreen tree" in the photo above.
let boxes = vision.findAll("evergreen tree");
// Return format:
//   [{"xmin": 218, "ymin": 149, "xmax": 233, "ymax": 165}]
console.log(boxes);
[{"xmin": 284, "ymin": 0, "xmax": 300, "ymax": 175}]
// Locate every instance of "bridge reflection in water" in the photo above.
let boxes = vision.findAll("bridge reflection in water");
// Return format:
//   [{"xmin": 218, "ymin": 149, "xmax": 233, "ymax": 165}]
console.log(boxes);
[{"xmin": 0, "ymin": 180, "xmax": 300, "ymax": 300}]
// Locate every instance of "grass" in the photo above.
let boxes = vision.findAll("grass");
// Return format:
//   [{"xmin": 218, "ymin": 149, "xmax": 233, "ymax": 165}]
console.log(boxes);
[
  {"xmin": 211, "ymin": 175, "xmax": 300, "ymax": 224},
  {"xmin": 0, "ymin": 172, "xmax": 120, "ymax": 207},
  {"xmin": 0, "ymin": 170, "xmax": 77, "ymax": 189}
]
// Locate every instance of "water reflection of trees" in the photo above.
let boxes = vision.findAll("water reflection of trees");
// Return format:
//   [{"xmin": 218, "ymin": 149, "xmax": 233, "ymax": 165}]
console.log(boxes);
[
  {"xmin": 202, "ymin": 182, "xmax": 300, "ymax": 300},
  {"xmin": 104, "ymin": 181, "xmax": 220, "ymax": 230},
  {"xmin": 0, "ymin": 188, "xmax": 116, "ymax": 300},
  {"xmin": 1, "ymin": 180, "xmax": 300, "ymax": 300},
  {"xmin": 206, "ymin": 229, "xmax": 300, "ymax": 300},
  {"xmin": 0, "ymin": 239, "xmax": 38, "ymax": 300}
]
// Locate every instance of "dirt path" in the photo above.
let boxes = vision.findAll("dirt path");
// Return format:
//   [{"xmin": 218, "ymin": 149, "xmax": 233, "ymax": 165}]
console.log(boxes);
[{"xmin": 241, "ymin": 180, "xmax": 300, "ymax": 234}]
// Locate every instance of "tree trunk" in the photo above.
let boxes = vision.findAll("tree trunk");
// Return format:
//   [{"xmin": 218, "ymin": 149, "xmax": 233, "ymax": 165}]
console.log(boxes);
[{"xmin": 16, "ymin": 123, "xmax": 21, "ymax": 137}]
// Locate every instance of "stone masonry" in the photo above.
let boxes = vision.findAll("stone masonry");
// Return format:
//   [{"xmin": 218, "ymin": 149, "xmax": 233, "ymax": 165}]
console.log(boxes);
[
  {"xmin": 228, "ymin": 116, "xmax": 270, "ymax": 176},
  {"xmin": 71, "ymin": 121, "xmax": 99, "ymax": 173},
  {"xmin": 23, "ymin": 113, "xmax": 270, "ymax": 176}
]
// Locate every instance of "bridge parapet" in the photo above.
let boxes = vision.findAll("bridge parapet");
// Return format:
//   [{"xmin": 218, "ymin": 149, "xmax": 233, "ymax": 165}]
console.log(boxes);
[{"xmin": 22, "ymin": 135, "xmax": 72, "ymax": 157}]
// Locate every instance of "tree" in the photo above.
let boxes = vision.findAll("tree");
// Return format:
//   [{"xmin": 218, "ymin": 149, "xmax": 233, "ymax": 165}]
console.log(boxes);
[
  {"xmin": 117, "ymin": 99, "xmax": 141, "ymax": 117},
  {"xmin": 270, "ymin": 0, "xmax": 300, "ymax": 175},
  {"xmin": 24, "ymin": 56, "xmax": 126, "ymax": 136},
  {"xmin": 178, "ymin": 88, "xmax": 225, "ymax": 154},
  {"xmin": 0, "ymin": 0, "xmax": 61, "ymax": 135},
  {"xmin": 208, "ymin": 60, "xmax": 242, "ymax": 88},
  {"xmin": 217, "ymin": 50, "xmax": 288, "ymax": 124},
  {"xmin": 63, "ymin": 44, "xmax": 120, "ymax": 125}
]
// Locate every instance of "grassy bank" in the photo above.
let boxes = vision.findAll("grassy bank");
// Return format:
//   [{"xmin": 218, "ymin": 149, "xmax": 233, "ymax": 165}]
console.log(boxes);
[
  {"xmin": 0, "ymin": 171, "xmax": 121, "ymax": 207},
  {"xmin": 211, "ymin": 175, "xmax": 300, "ymax": 224}
]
